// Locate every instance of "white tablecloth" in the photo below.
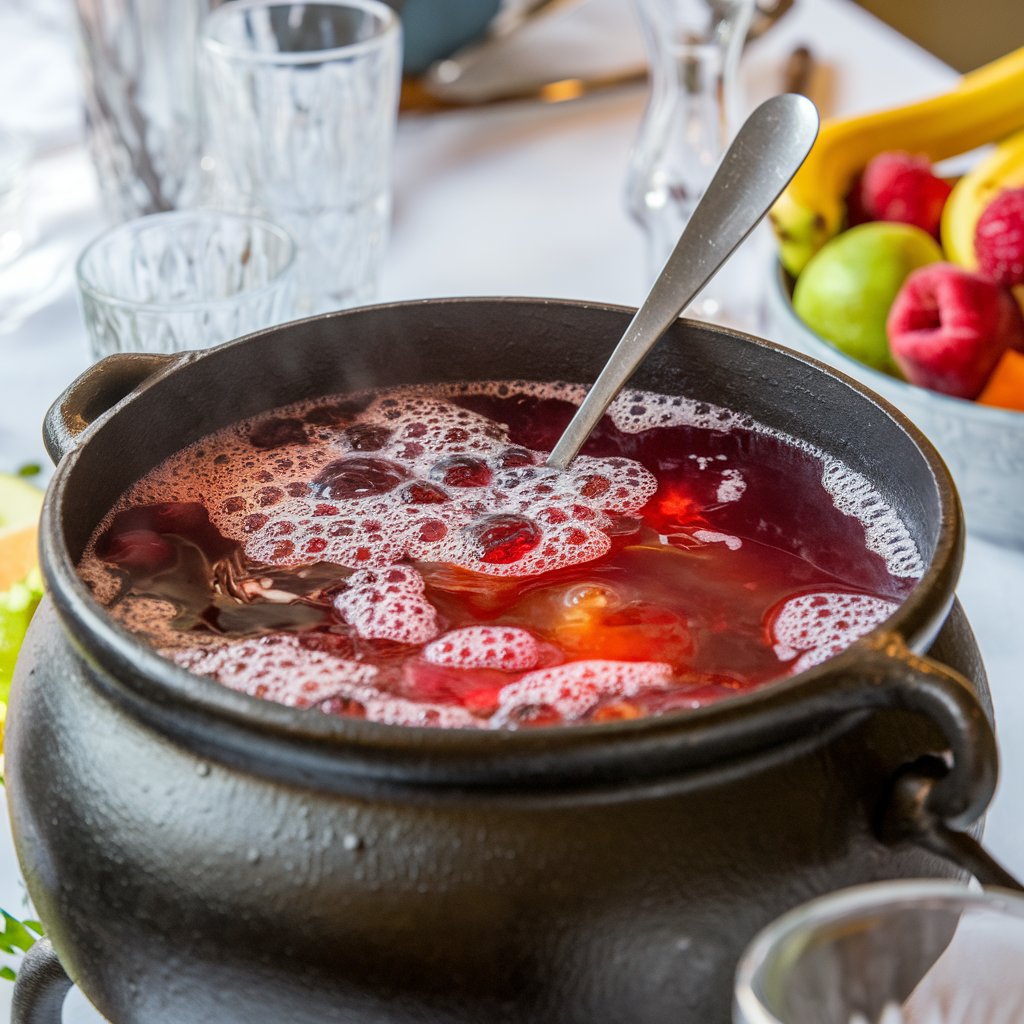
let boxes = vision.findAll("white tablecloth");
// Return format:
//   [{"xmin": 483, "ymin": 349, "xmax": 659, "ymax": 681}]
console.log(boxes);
[{"xmin": 1, "ymin": 0, "xmax": 1022, "ymax": 1019}]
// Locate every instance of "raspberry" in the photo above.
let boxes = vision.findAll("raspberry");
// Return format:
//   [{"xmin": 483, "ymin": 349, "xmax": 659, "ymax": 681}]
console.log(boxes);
[
  {"xmin": 886, "ymin": 263, "xmax": 1024, "ymax": 399},
  {"xmin": 974, "ymin": 187, "xmax": 1024, "ymax": 286},
  {"xmin": 849, "ymin": 152, "xmax": 951, "ymax": 238}
]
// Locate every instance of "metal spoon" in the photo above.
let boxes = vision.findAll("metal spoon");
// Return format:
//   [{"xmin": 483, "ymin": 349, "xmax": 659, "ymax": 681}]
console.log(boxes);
[{"xmin": 546, "ymin": 92, "xmax": 819, "ymax": 469}]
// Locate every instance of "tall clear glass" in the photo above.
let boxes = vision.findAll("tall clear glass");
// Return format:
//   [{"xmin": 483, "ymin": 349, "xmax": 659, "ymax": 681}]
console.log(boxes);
[
  {"xmin": 74, "ymin": 0, "xmax": 222, "ymax": 220},
  {"xmin": 626, "ymin": 0, "xmax": 756, "ymax": 325},
  {"xmin": 734, "ymin": 880, "xmax": 1024, "ymax": 1024},
  {"xmin": 199, "ymin": 0, "xmax": 402, "ymax": 316}
]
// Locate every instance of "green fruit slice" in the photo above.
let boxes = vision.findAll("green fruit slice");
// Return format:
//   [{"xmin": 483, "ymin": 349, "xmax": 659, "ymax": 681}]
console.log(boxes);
[{"xmin": 0, "ymin": 472, "xmax": 42, "ymax": 532}]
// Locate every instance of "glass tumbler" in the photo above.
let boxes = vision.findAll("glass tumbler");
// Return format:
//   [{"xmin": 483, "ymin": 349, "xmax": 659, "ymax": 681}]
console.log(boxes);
[
  {"xmin": 74, "ymin": 0, "xmax": 223, "ymax": 220},
  {"xmin": 76, "ymin": 210, "xmax": 296, "ymax": 359},
  {"xmin": 199, "ymin": 0, "xmax": 402, "ymax": 316},
  {"xmin": 734, "ymin": 880, "xmax": 1024, "ymax": 1024}
]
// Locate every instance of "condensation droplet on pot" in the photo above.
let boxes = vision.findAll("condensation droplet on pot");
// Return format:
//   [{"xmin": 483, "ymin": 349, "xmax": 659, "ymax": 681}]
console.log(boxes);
[
  {"xmin": 246, "ymin": 848, "xmax": 261, "ymax": 865},
  {"xmin": 342, "ymin": 833, "xmax": 363, "ymax": 852},
  {"xmin": 195, "ymin": 762, "xmax": 211, "ymax": 777}
]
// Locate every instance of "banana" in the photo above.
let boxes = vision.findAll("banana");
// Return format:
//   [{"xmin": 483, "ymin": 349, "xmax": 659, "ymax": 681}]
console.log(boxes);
[
  {"xmin": 942, "ymin": 127, "xmax": 1024, "ymax": 269},
  {"xmin": 771, "ymin": 45, "xmax": 1024, "ymax": 277}
]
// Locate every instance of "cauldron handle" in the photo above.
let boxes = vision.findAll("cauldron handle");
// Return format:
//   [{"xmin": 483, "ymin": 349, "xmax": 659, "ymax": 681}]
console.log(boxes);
[
  {"xmin": 10, "ymin": 939, "xmax": 73, "ymax": 1024},
  {"xmin": 44, "ymin": 351, "xmax": 183, "ymax": 464},
  {"xmin": 832, "ymin": 633, "xmax": 1024, "ymax": 891}
]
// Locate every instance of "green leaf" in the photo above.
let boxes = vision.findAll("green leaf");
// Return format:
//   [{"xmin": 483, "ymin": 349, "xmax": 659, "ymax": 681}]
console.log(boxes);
[
  {"xmin": 0, "ymin": 966, "xmax": 15, "ymax": 982},
  {"xmin": 0, "ymin": 910, "xmax": 43, "ymax": 957},
  {"xmin": 15, "ymin": 464, "xmax": 41, "ymax": 479}
]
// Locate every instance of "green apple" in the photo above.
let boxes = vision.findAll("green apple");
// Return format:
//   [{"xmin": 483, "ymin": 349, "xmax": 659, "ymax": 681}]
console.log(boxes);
[{"xmin": 792, "ymin": 222, "xmax": 943, "ymax": 375}]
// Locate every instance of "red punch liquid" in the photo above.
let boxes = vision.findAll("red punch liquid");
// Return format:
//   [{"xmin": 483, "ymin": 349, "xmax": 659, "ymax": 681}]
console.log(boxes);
[{"xmin": 79, "ymin": 382, "xmax": 923, "ymax": 729}]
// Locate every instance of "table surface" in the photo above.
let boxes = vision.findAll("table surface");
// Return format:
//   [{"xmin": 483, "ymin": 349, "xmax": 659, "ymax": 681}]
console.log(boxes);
[{"xmin": 1, "ymin": 0, "xmax": 1022, "ymax": 1018}]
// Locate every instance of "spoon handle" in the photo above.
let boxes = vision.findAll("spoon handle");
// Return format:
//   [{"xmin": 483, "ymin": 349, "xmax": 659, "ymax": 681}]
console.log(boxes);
[{"xmin": 546, "ymin": 92, "xmax": 819, "ymax": 469}]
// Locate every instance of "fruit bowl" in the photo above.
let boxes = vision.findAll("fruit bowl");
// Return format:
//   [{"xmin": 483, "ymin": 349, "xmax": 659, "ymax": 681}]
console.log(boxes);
[{"xmin": 765, "ymin": 260, "xmax": 1024, "ymax": 549}]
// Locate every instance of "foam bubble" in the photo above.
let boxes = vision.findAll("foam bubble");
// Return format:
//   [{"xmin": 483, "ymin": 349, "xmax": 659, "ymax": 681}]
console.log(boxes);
[
  {"xmin": 453, "ymin": 381, "xmax": 921, "ymax": 579},
  {"xmin": 333, "ymin": 565, "xmax": 440, "ymax": 645},
  {"xmin": 169, "ymin": 632, "xmax": 481, "ymax": 728},
  {"xmin": 89, "ymin": 379, "xmax": 923, "ymax": 585},
  {"xmin": 770, "ymin": 591, "xmax": 898, "ymax": 674},
  {"xmin": 81, "ymin": 379, "xmax": 926, "ymax": 713},
  {"xmin": 818, "ymin": 461, "xmax": 924, "ymax": 579},
  {"xmin": 692, "ymin": 530, "xmax": 742, "ymax": 551},
  {"xmin": 716, "ymin": 469, "xmax": 747, "ymax": 504},
  {"xmin": 168, "ymin": 634, "xmax": 379, "ymax": 707},
  {"xmin": 493, "ymin": 659, "xmax": 674, "ymax": 727},
  {"xmin": 423, "ymin": 626, "xmax": 540, "ymax": 671},
  {"xmin": 138, "ymin": 386, "xmax": 660, "ymax": 584}
]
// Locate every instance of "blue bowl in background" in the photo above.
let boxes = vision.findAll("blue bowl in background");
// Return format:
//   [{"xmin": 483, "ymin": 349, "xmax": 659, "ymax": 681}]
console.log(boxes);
[{"xmin": 393, "ymin": 0, "xmax": 501, "ymax": 75}]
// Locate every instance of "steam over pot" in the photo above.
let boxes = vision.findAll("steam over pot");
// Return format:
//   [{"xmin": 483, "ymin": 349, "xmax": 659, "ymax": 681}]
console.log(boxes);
[{"xmin": 6, "ymin": 299, "xmax": 1005, "ymax": 1024}]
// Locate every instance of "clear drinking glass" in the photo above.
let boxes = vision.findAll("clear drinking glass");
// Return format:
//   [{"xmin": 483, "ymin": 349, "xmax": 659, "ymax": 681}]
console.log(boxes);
[
  {"xmin": 626, "ymin": 0, "xmax": 756, "ymax": 325},
  {"xmin": 734, "ymin": 880, "xmax": 1024, "ymax": 1024},
  {"xmin": 76, "ymin": 210, "xmax": 296, "ymax": 359},
  {"xmin": 74, "ymin": 0, "xmax": 223, "ymax": 220},
  {"xmin": 199, "ymin": 0, "xmax": 402, "ymax": 316}
]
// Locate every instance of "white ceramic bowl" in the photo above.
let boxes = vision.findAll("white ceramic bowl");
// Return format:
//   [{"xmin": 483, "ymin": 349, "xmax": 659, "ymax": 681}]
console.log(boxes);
[{"xmin": 764, "ymin": 261, "xmax": 1024, "ymax": 549}]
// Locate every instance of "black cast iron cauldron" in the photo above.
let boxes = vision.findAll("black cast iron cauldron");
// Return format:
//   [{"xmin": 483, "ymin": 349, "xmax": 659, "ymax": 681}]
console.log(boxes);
[{"xmin": 5, "ymin": 299, "xmax": 1015, "ymax": 1024}]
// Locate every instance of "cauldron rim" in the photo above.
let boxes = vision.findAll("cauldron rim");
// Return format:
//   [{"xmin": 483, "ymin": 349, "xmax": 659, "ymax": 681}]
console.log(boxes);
[{"xmin": 38, "ymin": 296, "xmax": 965, "ymax": 789}]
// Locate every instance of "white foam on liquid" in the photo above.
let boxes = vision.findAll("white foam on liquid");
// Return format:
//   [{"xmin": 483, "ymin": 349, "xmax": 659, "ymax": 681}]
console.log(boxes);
[
  {"xmin": 423, "ymin": 626, "xmax": 540, "ymax": 671},
  {"xmin": 492, "ymin": 660, "xmax": 674, "ymax": 727},
  {"xmin": 770, "ymin": 591, "xmax": 899, "ymax": 674},
  {"xmin": 332, "ymin": 565, "xmax": 440, "ymax": 645},
  {"xmin": 81, "ymin": 379, "xmax": 926, "ymax": 726}
]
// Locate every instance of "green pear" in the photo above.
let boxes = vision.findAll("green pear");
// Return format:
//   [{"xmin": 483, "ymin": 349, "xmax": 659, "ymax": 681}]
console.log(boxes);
[{"xmin": 793, "ymin": 223, "xmax": 943, "ymax": 375}]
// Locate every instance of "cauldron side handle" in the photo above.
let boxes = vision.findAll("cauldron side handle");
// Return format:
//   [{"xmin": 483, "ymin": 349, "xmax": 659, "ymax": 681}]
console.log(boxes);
[
  {"xmin": 44, "ymin": 351, "xmax": 184, "ymax": 464},
  {"xmin": 10, "ymin": 939, "xmax": 73, "ymax": 1024},
  {"xmin": 831, "ymin": 632, "xmax": 1024, "ymax": 891}
]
